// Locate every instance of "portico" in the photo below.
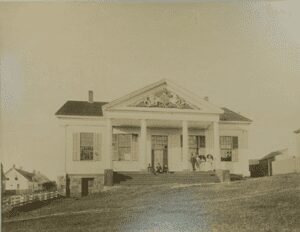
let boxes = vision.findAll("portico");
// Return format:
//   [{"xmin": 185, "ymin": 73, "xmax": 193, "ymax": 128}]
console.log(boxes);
[{"xmin": 104, "ymin": 117, "xmax": 220, "ymax": 172}]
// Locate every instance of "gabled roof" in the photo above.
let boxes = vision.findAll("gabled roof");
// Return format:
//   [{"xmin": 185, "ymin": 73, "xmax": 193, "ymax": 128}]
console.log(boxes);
[
  {"xmin": 15, "ymin": 169, "xmax": 35, "ymax": 182},
  {"xmin": 55, "ymin": 79, "xmax": 252, "ymax": 122},
  {"xmin": 55, "ymin": 101, "xmax": 108, "ymax": 117},
  {"xmin": 220, "ymin": 107, "xmax": 252, "ymax": 122},
  {"xmin": 55, "ymin": 100, "xmax": 251, "ymax": 122}
]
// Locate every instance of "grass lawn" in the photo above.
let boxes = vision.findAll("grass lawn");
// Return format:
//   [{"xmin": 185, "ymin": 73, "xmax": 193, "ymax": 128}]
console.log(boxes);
[{"xmin": 3, "ymin": 173, "xmax": 300, "ymax": 232}]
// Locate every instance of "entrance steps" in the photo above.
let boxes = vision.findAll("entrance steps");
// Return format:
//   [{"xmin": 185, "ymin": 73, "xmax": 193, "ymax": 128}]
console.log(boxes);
[{"xmin": 113, "ymin": 171, "xmax": 220, "ymax": 186}]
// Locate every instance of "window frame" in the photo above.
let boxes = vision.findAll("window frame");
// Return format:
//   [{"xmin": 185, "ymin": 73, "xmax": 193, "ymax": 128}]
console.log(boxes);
[
  {"xmin": 220, "ymin": 136, "xmax": 239, "ymax": 162},
  {"xmin": 80, "ymin": 132, "xmax": 94, "ymax": 161},
  {"xmin": 180, "ymin": 135, "xmax": 206, "ymax": 148},
  {"xmin": 113, "ymin": 134, "xmax": 138, "ymax": 161}
]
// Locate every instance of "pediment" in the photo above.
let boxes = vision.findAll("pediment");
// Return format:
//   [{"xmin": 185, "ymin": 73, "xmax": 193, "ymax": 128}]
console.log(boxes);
[{"xmin": 103, "ymin": 79, "xmax": 223, "ymax": 114}]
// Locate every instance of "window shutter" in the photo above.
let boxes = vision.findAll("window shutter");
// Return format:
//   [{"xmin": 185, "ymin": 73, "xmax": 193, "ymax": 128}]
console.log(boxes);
[
  {"xmin": 73, "ymin": 133, "xmax": 80, "ymax": 161},
  {"xmin": 112, "ymin": 134, "xmax": 118, "ymax": 161},
  {"xmin": 180, "ymin": 135, "xmax": 183, "ymax": 147},
  {"xmin": 232, "ymin": 149, "xmax": 238, "ymax": 162},
  {"xmin": 199, "ymin": 136, "xmax": 206, "ymax": 148},
  {"xmin": 93, "ymin": 133, "xmax": 102, "ymax": 161},
  {"xmin": 131, "ymin": 134, "xmax": 139, "ymax": 161},
  {"xmin": 233, "ymin": 136, "xmax": 239, "ymax": 149},
  {"xmin": 232, "ymin": 136, "xmax": 238, "ymax": 162}
]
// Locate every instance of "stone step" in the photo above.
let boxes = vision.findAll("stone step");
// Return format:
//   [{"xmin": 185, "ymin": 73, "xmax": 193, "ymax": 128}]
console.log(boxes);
[
  {"xmin": 115, "ymin": 178, "xmax": 217, "ymax": 182},
  {"xmin": 119, "ymin": 179, "xmax": 220, "ymax": 185},
  {"xmin": 116, "ymin": 171, "xmax": 214, "ymax": 175},
  {"xmin": 114, "ymin": 171, "xmax": 220, "ymax": 185}
]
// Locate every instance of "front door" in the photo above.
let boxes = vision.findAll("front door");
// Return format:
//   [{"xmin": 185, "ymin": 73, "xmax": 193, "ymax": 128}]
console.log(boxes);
[
  {"xmin": 151, "ymin": 135, "xmax": 168, "ymax": 168},
  {"xmin": 81, "ymin": 178, "xmax": 93, "ymax": 197}
]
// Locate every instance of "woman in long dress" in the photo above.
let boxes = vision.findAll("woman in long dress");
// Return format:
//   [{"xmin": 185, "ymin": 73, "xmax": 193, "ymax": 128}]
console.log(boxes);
[
  {"xmin": 206, "ymin": 154, "xmax": 214, "ymax": 171},
  {"xmin": 198, "ymin": 155, "xmax": 206, "ymax": 171},
  {"xmin": 195, "ymin": 154, "xmax": 201, "ymax": 171}
]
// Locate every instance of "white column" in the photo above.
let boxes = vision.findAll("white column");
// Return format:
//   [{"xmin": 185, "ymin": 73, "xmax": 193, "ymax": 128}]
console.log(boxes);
[
  {"xmin": 182, "ymin": 120, "xmax": 189, "ymax": 170},
  {"xmin": 213, "ymin": 121, "xmax": 220, "ymax": 170},
  {"xmin": 106, "ymin": 118, "xmax": 113, "ymax": 169},
  {"xmin": 140, "ymin": 119, "xmax": 147, "ymax": 170}
]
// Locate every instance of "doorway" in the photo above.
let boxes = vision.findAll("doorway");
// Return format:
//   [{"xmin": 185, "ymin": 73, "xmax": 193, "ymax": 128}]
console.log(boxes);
[
  {"xmin": 151, "ymin": 135, "xmax": 168, "ymax": 169},
  {"xmin": 81, "ymin": 178, "xmax": 94, "ymax": 197}
]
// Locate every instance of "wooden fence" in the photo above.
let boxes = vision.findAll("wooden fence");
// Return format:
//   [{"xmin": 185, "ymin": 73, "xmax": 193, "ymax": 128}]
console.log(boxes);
[{"xmin": 2, "ymin": 191, "xmax": 60, "ymax": 212}]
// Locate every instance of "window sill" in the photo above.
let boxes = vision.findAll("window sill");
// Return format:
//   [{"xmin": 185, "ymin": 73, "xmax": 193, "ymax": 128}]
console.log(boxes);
[
  {"xmin": 221, "ymin": 161, "xmax": 239, "ymax": 163},
  {"xmin": 113, "ymin": 160, "xmax": 138, "ymax": 162},
  {"xmin": 73, "ymin": 160, "xmax": 101, "ymax": 162}
]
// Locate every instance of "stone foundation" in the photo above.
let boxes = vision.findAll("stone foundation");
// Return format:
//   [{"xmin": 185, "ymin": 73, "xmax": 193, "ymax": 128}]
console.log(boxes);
[
  {"xmin": 215, "ymin": 169, "xmax": 230, "ymax": 182},
  {"xmin": 57, "ymin": 175, "xmax": 67, "ymax": 196},
  {"xmin": 58, "ymin": 174, "xmax": 104, "ymax": 197}
]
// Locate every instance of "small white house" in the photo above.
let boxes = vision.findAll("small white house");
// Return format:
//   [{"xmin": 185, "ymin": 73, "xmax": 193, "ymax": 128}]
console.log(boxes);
[
  {"xmin": 56, "ymin": 79, "xmax": 252, "ymax": 196},
  {"xmin": 5, "ymin": 165, "xmax": 49, "ymax": 193}
]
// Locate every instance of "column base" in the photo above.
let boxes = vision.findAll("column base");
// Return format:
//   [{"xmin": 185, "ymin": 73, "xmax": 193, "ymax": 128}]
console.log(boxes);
[{"xmin": 104, "ymin": 169, "xmax": 114, "ymax": 186}]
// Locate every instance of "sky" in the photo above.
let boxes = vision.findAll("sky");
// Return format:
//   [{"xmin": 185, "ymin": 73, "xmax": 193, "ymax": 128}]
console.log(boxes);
[{"xmin": 1, "ymin": 1, "xmax": 300, "ymax": 179}]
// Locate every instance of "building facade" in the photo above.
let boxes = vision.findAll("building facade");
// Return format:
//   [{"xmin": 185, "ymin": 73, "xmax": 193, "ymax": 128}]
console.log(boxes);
[{"xmin": 56, "ymin": 80, "xmax": 252, "ymax": 196}]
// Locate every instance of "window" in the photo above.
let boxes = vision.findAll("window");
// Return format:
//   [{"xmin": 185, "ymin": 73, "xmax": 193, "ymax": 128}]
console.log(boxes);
[
  {"xmin": 73, "ymin": 132, "xmax": 102, "ymax": 161},
  {"xmin": 80, "ymin": 133, "xmax": 94, "ymax": 160},
  {"xmin": 152, "ymin": 135, "xmax": 168, "ymax": 150},
  {"xmin": 17, "ymin": 184, "xmax": 20, "ymax": 189},
  {"xmin": 113, "ymin": 134, "xmax": 138, "ymax": 161},
  {"xmin": 15, "ymin": 177, "xmax": 18, "ymax": 181},
  {"xmin": 181, "ymin": 135, "xmax": 206, "ymax": 155},
  {"xmin": 220, "ymin": 136, "xmax": 238, "ymax": 162}
]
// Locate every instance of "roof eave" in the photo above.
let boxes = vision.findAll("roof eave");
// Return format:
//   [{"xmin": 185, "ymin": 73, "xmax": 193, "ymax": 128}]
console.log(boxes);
[
  {"xmin": 56, "ymin": 115, "xmax": 105, "ymax": 120},
  {"xmin": 219, "ymin": 120, "xmax": 252, "ymax": 124}
]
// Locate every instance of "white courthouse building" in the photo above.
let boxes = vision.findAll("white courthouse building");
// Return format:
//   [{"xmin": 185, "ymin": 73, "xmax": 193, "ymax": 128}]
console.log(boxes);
[{"xmin": 56, "ymin": 80, "xmax": 252, "ymax": 196}]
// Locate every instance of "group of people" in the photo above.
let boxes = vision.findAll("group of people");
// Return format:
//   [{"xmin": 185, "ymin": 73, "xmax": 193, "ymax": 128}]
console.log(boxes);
[
  {"xmin": 147, "ymin": 153, "xmax": 214, "ymax": 174},
  {"xmin": 191, "ymin": 153, "xmax": 214, "ymax": 171},
  {"xmin": 148, "ymin": 163, "xmax": 168, "ymax": 174}
]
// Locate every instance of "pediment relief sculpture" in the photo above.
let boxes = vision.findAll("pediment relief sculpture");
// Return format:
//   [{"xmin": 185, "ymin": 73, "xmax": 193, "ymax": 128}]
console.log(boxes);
[{"xmin": 130, "ymin": 88, "xmax": 196, "ymax": 109}]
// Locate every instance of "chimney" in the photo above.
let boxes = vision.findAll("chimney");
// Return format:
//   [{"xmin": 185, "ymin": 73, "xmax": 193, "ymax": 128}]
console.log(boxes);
[
  {"xmin": 88, "ymin": 90, "xmax": 94, "ymax": 103},
  {"xmin": 204, "ymin": 96, "xmax": 209, "ymax": 102},
  {"xmin": 13, "ymin": 164, "xmax": 16, "ymax": 169}
]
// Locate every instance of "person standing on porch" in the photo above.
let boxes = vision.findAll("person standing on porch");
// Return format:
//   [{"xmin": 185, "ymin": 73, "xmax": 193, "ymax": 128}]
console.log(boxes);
[{"xmin": 191, "ymin": 153, "xmax": 197, "ymax": 171}]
